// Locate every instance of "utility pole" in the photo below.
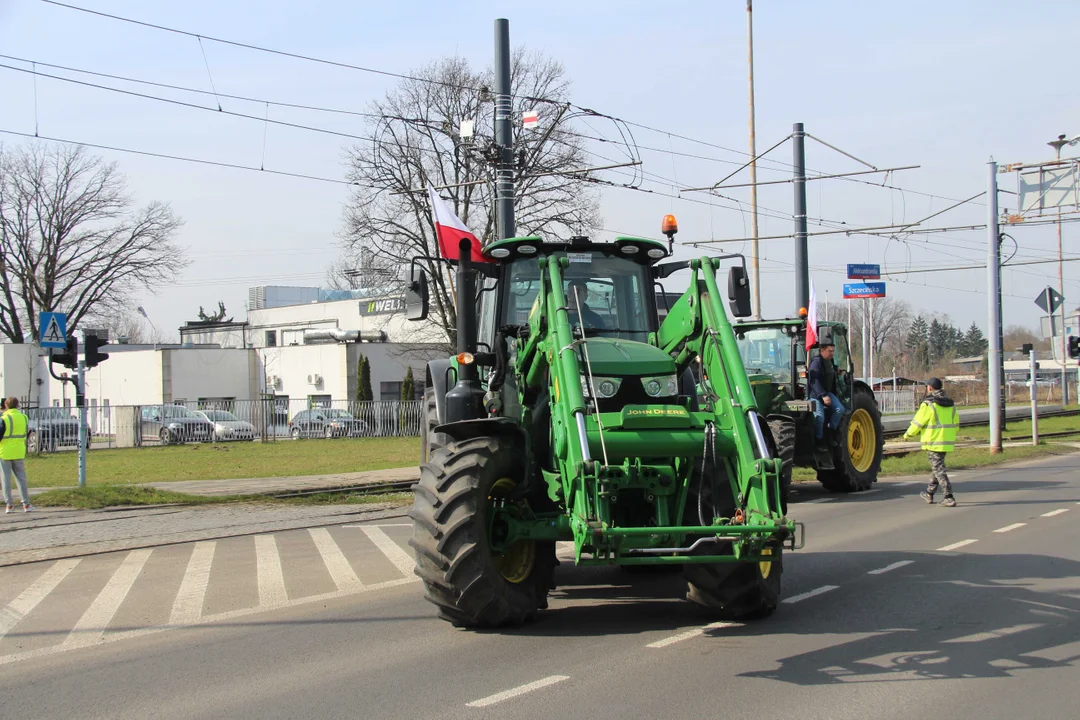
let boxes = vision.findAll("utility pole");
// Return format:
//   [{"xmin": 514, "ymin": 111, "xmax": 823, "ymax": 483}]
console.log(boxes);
[
  {"xmin": 1048, "ymin": 134, "xmax": 1070, "ymax": 405},
  {"xmin": 869, "ymin": 298, "xmax": 875, "ymax": 386},
  {"xmin": 747, "ymin": 1, "xmax": 761, "ymax": 319},
  {"xmin": 76, "ymin": 332, "xmax": 87, "ymax": 487},
  {"xmin": 1030, "ymin": 348, "xmax": 1039, "ymax": 446},
  {"xmin": 862, "ymin": 300, "xmax": 869, "ymax": 381},
  {"xmin": 793, "ymin": 122, "xmax": 809, "ymax": 311},
  {"xmin": 988, "ymin": 161, "xmax": 1003, "ymax": 454},
  {"xmin": 493, "ymin": 18, "xmax": 516, "ymax": 241}
]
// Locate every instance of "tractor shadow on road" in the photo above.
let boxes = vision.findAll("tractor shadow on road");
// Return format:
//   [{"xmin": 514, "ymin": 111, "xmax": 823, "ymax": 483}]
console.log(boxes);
[{"xmin": 733, "ymin": 550, "xmax": 1080, "ymax": 686}]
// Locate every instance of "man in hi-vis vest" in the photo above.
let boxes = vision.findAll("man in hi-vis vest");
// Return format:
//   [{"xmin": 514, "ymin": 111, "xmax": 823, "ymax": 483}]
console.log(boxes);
[
  {"xmin": 903, "ymin": 378, "xmax": 960, "ymax": 507},
  {"xmin": 0, "ymin": 397, "xmax": 34, "ymax": 513}
]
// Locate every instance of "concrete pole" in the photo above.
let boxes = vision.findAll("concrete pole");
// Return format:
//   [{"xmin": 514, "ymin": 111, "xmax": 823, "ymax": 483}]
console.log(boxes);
[
  {"xmin": 747, "ymin": 1, "xmax": 761, "ymax": 319},
  {"xmin": 494, "ymin": 19, "xmax": 515, "ymax": 241},
  {"xmin": 793, "ymin": 123, "xmax": 809, "ymax": 312},
  {"xmin": 1054, "ymin": 142, "xmax": 1069, "ymax": 405},
  {"xmin": 869, "ymin": 297, "xmax": 875, "ymax": 387},
  {"xmin": 988, "ymin": 161, "xmax": 1003, "ymax": 454},
  {"xmin": 862, "ymin": 299, "xmax": 869, "ymax": 381},
  {"xmin": 1030, "ymin": 350, "xmax": 1039, "ymax": 446},
  {"xmin": 77, "ymin": 357, "xmax": 87, "ymax": 488}
]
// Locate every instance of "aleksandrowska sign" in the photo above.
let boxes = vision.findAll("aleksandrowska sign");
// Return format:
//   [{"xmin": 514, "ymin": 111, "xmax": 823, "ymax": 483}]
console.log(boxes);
[{"xmin": 360, "ymin": 297, "xmax": 406, "ymax": 316}]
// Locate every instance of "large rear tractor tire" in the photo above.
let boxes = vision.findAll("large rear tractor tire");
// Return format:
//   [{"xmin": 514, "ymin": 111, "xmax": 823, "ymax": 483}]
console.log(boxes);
[
  {"xmin": 409, "ymin": 436, "xmax": 556, "ymax": 628},
  {"xmin": 419, "ymin": 387, "xmax": 449, "ymax": 465},
  {"xmin": 767, "ymin": 415, "xmax": 796, "ymax": 514},
  {"xmin": 818, "ymin": 386, "xmax": 884, "ymax": 492}
]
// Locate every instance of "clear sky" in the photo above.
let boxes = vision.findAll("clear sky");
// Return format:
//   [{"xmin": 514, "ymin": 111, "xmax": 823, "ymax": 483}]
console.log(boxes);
[{"xmin": 1, "ymin": 0, "xmax": 1077, "ymax": 340}]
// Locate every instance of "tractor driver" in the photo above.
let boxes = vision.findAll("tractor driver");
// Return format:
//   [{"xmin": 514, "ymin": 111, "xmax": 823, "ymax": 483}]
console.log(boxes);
[
  {"xmin": 566, "ymin": 278, "xmax": 607, "ymax": 330},
  {"xmin": 809, "ymin": 341, "xmax": 845, "ymax": 440}
]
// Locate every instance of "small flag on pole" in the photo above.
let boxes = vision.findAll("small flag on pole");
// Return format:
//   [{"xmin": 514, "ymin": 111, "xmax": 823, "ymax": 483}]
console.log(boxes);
[
  {"xmin": 427, "ymin": 184, "xmax": 490, "ymax": 263},
  {"xmin": 805, "ymin": 279, "xmax": 818, "ymax": 349},
  {"xmin": 522, "ymin": 109, "xmax": 539, "ymax": 128}
]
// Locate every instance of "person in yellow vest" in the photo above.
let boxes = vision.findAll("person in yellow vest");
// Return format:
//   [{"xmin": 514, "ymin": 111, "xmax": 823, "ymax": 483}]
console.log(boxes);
[
  {"xmin": 0, "ymin": 397, "xmax": 34, "ymax": 513},
  {"xmin": 902, "ymin": 378, "xmax": 960, "ymax": 507}
]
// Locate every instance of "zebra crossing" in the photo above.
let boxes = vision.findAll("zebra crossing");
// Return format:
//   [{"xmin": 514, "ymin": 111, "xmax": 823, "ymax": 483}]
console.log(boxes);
[{"xmin": 0, "ymin": 522, "xmax": 421, "ymax": 666}]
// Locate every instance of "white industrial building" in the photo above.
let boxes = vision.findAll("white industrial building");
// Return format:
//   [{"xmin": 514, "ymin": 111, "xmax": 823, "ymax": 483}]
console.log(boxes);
[{"xmin": 0, "ymin": 286, "xmax": 447, "ymax": 416}]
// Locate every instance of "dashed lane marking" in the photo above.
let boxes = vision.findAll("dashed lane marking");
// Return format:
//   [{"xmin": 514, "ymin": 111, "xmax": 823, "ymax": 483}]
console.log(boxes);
[
  {"xmin": 1041, "ymin": 509, "xmax": 1069, "ymax": 518},
  {"xmin": 465, "ymin": 675, "xmax": 570, "ymax": 708},
  {"xmin": 994, "ymin": 523, "xmax": 1027, "ymax": 534},
  {"xmin": 801, "ymin": 498, "xmax": 835, "ymax": 504},
  {"xmin": 867, "ymin": 560, "xmax": 914, "ymax": 575},
  {"xmin": 782, "ymin": 585, "xmax": 839, "ymax": 604},
  {"xmin": 647, "ymin": 621, "xmax": 738, "ymax": 649},
  {"xmin": 937, "ymin": 539, "xmax": 978, "ymax": 551}
]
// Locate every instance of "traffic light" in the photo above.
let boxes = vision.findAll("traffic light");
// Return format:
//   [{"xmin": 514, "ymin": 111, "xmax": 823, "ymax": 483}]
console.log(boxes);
[
  {"xmin": 84, "ymin": 333, "xmax": 110, "ymax": 368},
  {"xmin": 50, "ymin": 336, "xmax": 78, "ymax": 370},
  {"xmin": 1070, "ymin": 335, "xmax": 1080, "ymax": 360}
]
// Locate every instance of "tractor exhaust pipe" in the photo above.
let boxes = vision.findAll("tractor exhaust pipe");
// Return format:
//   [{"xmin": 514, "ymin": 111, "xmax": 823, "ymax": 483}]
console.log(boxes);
[{"xmin": 445, "ymin": 239, "xmax": 485, "ymax": 423}]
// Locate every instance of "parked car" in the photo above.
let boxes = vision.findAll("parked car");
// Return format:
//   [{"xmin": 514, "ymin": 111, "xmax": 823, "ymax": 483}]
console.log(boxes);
[
  {"xmin": 141, "ymin": 405, "xmax": 213, "ymax": 445},
  {"xmin": 288, "ymin": 408, "xmax": 367, "ymax": 439},
  {"xmin": 194, "ymin": 409, "xmax": 256, "ymax": 442},
  {"xmin": 27, "ymin": 408, "xmax": 91, "ymax": 452}
]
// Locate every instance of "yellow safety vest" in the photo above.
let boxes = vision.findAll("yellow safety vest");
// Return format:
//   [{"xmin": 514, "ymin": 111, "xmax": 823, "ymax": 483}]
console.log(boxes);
[
  {"xmin": 0, "ymin": 409, "xmax": 28, "ymax": 461},
  {"xmin": 904, "ymin": 400, "xmax": 959, "ymax": 453}
]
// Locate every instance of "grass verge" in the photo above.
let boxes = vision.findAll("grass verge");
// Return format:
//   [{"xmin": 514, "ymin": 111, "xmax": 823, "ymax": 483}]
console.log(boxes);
[
  {"xmin": 793, "ymin": 441, "xmax": 1077, "ymax": 482},
  {"xmin": 32, "ymin": 484, "xmax": 415, "ymax": 510},
  {"xmin": 25, "ymin": 437, "xmax": 420, "ymax": 488}
]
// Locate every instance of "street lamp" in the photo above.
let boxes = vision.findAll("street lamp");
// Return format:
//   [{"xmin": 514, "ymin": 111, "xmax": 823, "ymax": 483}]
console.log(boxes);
[{"xmin": 1047, "ymin": 134, "xmax": 1079, "ymax": 404}]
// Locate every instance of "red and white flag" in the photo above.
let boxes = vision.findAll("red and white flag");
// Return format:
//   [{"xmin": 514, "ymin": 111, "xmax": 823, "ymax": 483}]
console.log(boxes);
[
  {"xmin": 427, "ymin": 184, "xmax": 490, "ymax": 263},
  {"xmin": 522, "ymin": 109, "xmax": 539, "ymax": 128},
  {"xmin": 805, "ymin": 279, "xmax": 819, "ymax": 349}
]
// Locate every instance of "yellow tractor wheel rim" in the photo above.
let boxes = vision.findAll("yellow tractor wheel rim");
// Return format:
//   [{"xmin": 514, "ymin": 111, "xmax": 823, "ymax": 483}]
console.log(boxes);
[
  {"xmin": 847, "ymin": 408, "xmax": 876, "ymax": 473},
  {"xmin": 489, "ymin": 478, "xmax": 536, "ymax": 584},
  {"xmin": 759, "ymin": 547, "xmax": 774, "ymax": 579}
]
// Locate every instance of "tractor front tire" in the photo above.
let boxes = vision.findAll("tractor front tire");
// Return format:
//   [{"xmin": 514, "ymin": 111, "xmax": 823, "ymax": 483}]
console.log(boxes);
[
  {"xmin": 685, "ymin": 546, "xmax": 783, "ymax": 620},
  {"xmin": 409, "ymin": 436, "xmax": 556, "ymax": 628},
  {"xmin": 818, "ymin": 385, "xmax": 884, "ymax": 492},
  {"xmin": 767, "ymin": 415, "xmax": 796, "ymax": 514}
]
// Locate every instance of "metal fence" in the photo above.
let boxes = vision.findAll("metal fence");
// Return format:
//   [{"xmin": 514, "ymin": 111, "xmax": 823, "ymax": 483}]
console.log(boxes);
[
  {"xmin": 874, "ymin": 387, "xmax": 921, "ymax": 415},
  {"xmin": 23, "ymin": 399, "xmax": 423, "ymax": 453}
]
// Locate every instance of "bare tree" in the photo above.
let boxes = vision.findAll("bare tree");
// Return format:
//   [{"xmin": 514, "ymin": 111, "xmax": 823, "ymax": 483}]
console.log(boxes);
[
  {"xmin": 97, "ymin": 311, "xmax": 170, "ymax": 345},
  {"xmin": 0, "ymin": 142, "xmax": 187, "ymax": 343},
  {"xmin": 337, "ymin": 52, "xmax": 601, "ymax": 344}
]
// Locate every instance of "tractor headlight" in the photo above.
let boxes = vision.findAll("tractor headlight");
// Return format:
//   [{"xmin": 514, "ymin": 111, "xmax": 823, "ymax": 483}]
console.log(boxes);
[
  {"xmin": 642, "ymin": 374, "xmax": 679, "ymax": 398},
  {"xmin": 581, "ymin": 375, "xmax": 622, "ymax": 399}
]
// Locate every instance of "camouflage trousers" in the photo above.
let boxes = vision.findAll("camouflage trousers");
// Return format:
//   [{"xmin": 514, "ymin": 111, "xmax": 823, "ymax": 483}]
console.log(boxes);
[{"xmin": 926, "ymin": 451, "xmax": 953, "ymax": 496}]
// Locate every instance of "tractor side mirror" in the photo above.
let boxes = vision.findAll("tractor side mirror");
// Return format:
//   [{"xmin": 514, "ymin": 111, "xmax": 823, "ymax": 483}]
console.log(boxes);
[
  {"xmin": 406, "ymin": 266, "xmax": 430, "ymax": 321},
  {"xmin": 817, "ymin": 325, "xmax": 834, "ymax": 347},
  {"xmin": 727, "ymin": 266, "xmax": 752, "ymax": 318}
]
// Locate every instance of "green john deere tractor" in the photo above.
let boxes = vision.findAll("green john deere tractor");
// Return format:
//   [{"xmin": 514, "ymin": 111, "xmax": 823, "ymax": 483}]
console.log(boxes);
[
  {"xmin": 404, "ymin": 224, "xmax": 800, "ymax": 628},
  {"xmin": 731, "ymin": 318, "xmax": 884, "ymax": 494}
]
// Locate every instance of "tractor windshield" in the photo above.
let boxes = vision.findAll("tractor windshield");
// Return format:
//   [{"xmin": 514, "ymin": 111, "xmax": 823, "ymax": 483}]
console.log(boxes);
[
  {"xmin": 735, "ymin": 326, "xmax": 793, "ymax": 384},
  {"xmin": 502, "ymin": 253, "xmax": 652, "ymax": 340}
]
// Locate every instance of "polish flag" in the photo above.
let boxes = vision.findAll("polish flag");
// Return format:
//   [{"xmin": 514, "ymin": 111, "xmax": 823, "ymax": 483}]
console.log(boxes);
[
  {"xmin": 427, "ymin": 184, "xmax": 490, "ymax": 263},
  {"xmin": 805, "ymin": 279, "xmax": 819, "ymax": 349},
  {"xmin": 522, "ymin": 109, "xmax": 539, "ymax": 128}
]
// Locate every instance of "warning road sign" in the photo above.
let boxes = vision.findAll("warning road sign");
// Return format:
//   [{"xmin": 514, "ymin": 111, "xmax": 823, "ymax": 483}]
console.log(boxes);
[{"xmin": 39, "ymin": 312, "xmax": 68, "ymax": 349}]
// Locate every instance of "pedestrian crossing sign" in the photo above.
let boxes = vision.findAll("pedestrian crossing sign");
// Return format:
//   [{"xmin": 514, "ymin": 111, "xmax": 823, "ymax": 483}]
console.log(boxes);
[{"xmin": 39, "ymin": 311, "xmax": 68, "ymax": 348}]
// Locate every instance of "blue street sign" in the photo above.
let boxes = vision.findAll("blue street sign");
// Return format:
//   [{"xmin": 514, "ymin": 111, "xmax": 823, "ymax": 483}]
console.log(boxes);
[
  {"xmin": 39, "ymin": 312, "xmax": 68, "ymax": 348},
  {"xmin": 843, "ymin": 282, "xmax": 887, "ymax": 299},
  {"xmin": 847, "ymin": 263, "xmax": 881, "ymax": 279}
]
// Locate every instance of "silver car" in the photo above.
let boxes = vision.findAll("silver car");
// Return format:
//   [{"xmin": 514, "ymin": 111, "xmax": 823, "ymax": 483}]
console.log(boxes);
[
  {"xmin": 141, "ymin": 405, "xmax": 213, "ymax": 445},
  {"xmin": 27, "ymin": 408, "xmax": 91, "ymax": 452},
  {"xmin": 194, "ymin": 410, "xmax": 256, "ymax": 442}
]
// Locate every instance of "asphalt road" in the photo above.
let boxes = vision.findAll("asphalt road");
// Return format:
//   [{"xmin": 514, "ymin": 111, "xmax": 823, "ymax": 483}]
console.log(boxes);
[{"xmin": 1, "ymin": 453, "xmax": 1078, "ymax": 720}]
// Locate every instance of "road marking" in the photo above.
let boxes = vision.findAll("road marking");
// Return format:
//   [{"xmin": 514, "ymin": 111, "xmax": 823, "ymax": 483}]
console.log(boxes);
[
  {"xmin": 342, "ymin": 523, "xmax": 411, "ymax": 528},
  {"xmin": 801, "ymin": 498, "xmax": 835, "ymax": 504},
  {"xmin": 867, "ymin": 560, "xmax": 914, "ymax": 575},
  {"xmin": 860, "ymin": 488, "xmax": 883, "ymax": 495},
  {"xmin": 994, "ymin": 523, "xmax": 1027, "ymax": 534},
  {"xmin": 937, "ymin": 539, "xmax": 978, "ymax": 551},
  {"xmin": 169, "ymin": 541, "xmax": 215, "ymax": 625},
  {"xmin": 647, "ymin": 621, "xmax": 737, "ymax": 648},
  {"xmin": 782, "ymin": 585, "xmax": 839, "ymax": 604},
  {"xmin": 465, "ymin": 675, "xmax": 570, "ymax": 708},
  {"xmin": 360, "ymin": 526, "xmax": 415, "ymax": 577},
  {"xmin": 63, "ymin": 549, "xmax": 151, "ymax": 648},
  {"xmin": 308, "ymin": 528, "xmax": 365, "ymax": 592},
  {"xmin": 1041, "ymin": 509, "xmax": 1069, "ymax": 518},
  {"xmin": 0, "ymin": 559, "xmax": 80, "ymax": 641},
  {"xmin": 254, "ymin": 534, "xmax": 288, "ymax": 606},
  {"xmin": 892, "ymin": 481, "xmax": 917, "ymax": 487},
  {"xmin": 945, "ymin": 623, "xmax": 1042, "ymax": 644}
]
